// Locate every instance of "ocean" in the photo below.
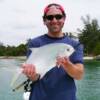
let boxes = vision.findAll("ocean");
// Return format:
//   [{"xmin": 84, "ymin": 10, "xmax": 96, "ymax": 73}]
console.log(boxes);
[{"xmin": 0, "ymin": 58, "xmax": 100, "ymax": 100}]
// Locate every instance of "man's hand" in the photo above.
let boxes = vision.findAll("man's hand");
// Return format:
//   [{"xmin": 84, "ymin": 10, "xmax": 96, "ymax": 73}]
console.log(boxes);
[
  {"xmin": 56, "ymin": 56, "xmax": 84, "ymax": 80},
  {"xmin": 22, "ymin": 64, "xmax": 39, "ymax": 81},
  {"xmin": 56, "ymin": 56, "xmax": 70, "ymax": 67}
]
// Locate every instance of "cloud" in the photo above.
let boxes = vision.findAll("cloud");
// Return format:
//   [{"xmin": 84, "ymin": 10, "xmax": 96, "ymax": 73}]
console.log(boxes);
[
  {"xmin": 13, "ymin": 24, "xmax": 35, "ymax": 30},
  {"xmin": 0, "ymin": 0, "xmax": 5, "ymax": 2}
]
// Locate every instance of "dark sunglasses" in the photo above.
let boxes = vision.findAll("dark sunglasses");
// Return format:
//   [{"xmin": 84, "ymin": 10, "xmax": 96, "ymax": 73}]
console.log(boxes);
[{"xmin": 45, "ymin": 14, "xmax": 63, "ymax": 21}]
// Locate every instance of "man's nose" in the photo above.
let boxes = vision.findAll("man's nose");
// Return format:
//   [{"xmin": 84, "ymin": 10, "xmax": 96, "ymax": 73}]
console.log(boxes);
[{"xmin": 52, "ymin": 17, "xmax": 58, "ymax": 22}]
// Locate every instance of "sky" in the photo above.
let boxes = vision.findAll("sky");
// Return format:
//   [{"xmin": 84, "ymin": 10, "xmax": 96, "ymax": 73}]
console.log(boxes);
[{"xmin": 0, "ymin": 0, "xmax": 100, "ymax": 46}]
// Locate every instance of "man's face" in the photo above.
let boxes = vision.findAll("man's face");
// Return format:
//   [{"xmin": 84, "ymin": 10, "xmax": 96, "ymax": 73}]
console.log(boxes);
[{"xmin": 44, "ymin": 6, "xmax": 66, "ymax": 34}]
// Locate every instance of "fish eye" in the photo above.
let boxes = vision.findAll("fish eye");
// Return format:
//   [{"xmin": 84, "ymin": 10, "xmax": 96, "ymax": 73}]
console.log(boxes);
[{"xmin": 67, "ymin": 49, "xmax": 70, "ymax": 51}]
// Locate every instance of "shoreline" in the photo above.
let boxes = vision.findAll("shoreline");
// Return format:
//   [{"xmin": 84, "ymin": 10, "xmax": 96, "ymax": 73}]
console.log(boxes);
[
  {"xmin": 0, "ymin": 56, "xmax": 26, "ymax": 59},
  {"xmin": 83, "ymin": 56, "xmax": 94, "ymax": 60},
  {"xmin": 0, "ymin": 56, "xmax": 100, "ymax": 60},
  {"xmin": 0, "ymin": 56, "xmax": 95, "ymax": 60}
]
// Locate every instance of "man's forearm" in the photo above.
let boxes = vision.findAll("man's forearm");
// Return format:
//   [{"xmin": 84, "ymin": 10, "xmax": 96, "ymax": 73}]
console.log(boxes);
[{"xmin": 63, "ymin": 62, "xmax": 84, "ymax": 80}]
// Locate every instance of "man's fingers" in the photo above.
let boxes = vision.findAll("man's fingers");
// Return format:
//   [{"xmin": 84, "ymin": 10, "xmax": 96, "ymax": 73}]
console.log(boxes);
[{"xmin": 22, "ymin": 64, "xmax": 35, "ymax": 75}]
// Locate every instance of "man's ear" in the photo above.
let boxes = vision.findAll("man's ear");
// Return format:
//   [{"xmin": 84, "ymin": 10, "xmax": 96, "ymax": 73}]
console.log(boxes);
[
  {"xmin": 43, "ymin": 21, "xmax": 46, "ymax": 25},
  {"xmin": 63, "ymin": 16, "xmax": 66, "ymax": 21},
  {"xmin": 43, "ymin": 19, "xmax": 46, "ymax": 25},
  {"xmin": 42, "ymin": 16, "xmax": 46, "ymax": 25}
]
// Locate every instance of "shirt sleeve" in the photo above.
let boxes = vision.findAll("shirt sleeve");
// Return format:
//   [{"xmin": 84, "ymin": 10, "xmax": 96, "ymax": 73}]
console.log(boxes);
[
  {"xmin": 26, "ymin": 40, "xmax": 33, "ymax": 58},
  {"xmin": 70, "ymin": 43, "xmax": 84, "ymax": 64},
  {"xmin": 26, "ymin": 38, "xmax": 41, "ymax": 58}
]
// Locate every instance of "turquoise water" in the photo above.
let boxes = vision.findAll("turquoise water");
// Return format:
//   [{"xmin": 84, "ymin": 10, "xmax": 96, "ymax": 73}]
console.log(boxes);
[
  {"xmin": 0, "ymin": 59, "xmax": 24, "ymax": 100},
  {"xmin": 0, "ymin": 59, "xmax": 100, "ymax": 100},
  {"xmin": 76, "ymin": 60, "xmax": 100, "ymax": 100}
]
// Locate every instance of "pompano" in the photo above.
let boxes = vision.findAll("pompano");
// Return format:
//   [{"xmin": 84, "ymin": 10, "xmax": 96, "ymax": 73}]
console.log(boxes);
[
  {"xmin": 11, "ymin": 43, "xmax": 75, "ymax": 90},
  {"xmin": 26, "ymin": 43, "xmax": 75, "ymax": 77}
]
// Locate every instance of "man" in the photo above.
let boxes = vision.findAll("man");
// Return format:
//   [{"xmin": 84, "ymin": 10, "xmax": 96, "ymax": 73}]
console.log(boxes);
[{"xmin": 23, "ymin": 3, "xmax": 84, "ymax": 100}]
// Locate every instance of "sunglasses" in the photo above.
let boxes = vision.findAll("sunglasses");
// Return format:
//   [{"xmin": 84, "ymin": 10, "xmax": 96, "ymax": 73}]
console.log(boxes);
[{"xmin": 45, "ymin": 14, "xmax": 63, "ymax": 21}]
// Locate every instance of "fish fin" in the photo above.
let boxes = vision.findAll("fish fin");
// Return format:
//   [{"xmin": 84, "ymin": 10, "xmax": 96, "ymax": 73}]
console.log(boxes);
[{"xmin": 10, "ymin": 68, "xmax": 23, "ymax": 88}]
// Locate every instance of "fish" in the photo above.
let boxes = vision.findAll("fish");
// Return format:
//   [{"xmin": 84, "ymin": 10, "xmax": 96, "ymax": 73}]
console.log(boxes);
[
  {"xmin": 10, "ymin": 43, "xmax": 75, "ymax": 91},
  {"xmin": 26, "ymin": 43, "xmax": 75, "ymax": 77}
]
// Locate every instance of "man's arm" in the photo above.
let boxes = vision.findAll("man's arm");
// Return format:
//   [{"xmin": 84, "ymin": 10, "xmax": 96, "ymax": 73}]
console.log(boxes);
[{"xmin": 56, "ymin": 57, "xmax": 84, "ymax": 80}]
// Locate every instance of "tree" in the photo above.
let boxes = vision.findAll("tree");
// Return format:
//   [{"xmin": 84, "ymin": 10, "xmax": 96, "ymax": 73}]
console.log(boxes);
[
  {"xmin": 16, "ymin": 44, "xmax": 27, "ymax": 56},
  {"xmin": 0, "ymin": 43, "xmax": 27, "ymax": 56},
  {"xmin": 0, "ymin": 43, "xmax": 6, "ymax": 56},
  {"xmin": 78, "ymin": 15, "xmax": 100, "ymax": 55},
  {"xmin": 93, "ymin": 42, "xmax": 100, "ymax": 55}
]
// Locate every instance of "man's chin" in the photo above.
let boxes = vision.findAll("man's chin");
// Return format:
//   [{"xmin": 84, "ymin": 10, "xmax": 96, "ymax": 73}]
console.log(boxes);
[{"xmin": 51, "ymin": 28, "xmax": 60, "ymax": 33}]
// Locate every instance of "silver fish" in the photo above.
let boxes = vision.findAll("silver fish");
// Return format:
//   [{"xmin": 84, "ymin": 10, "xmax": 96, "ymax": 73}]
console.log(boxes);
[
  {"xmin": 26, "ymin": 43, "xmax": 75, "ymax": 77},
  {"xmin": 11, "ymin": 43, "xmax": 75, "ymax": 90}
]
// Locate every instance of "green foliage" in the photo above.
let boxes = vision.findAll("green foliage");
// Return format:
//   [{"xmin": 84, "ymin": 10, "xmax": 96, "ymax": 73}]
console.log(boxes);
[
  {"xmin": 0, "ymin": 45, "xmax": 6, "ymax": 56},
  {"xmin": 0, "ymin": 43, "xmax": 27, "ymax": 56},
  {"xmin": 78, "ymin": 15, "xmax": 100, "ymax": 55},
  {"xmin": 93, "ymin": 42, "xmax": 100, "ymax": 55}
]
